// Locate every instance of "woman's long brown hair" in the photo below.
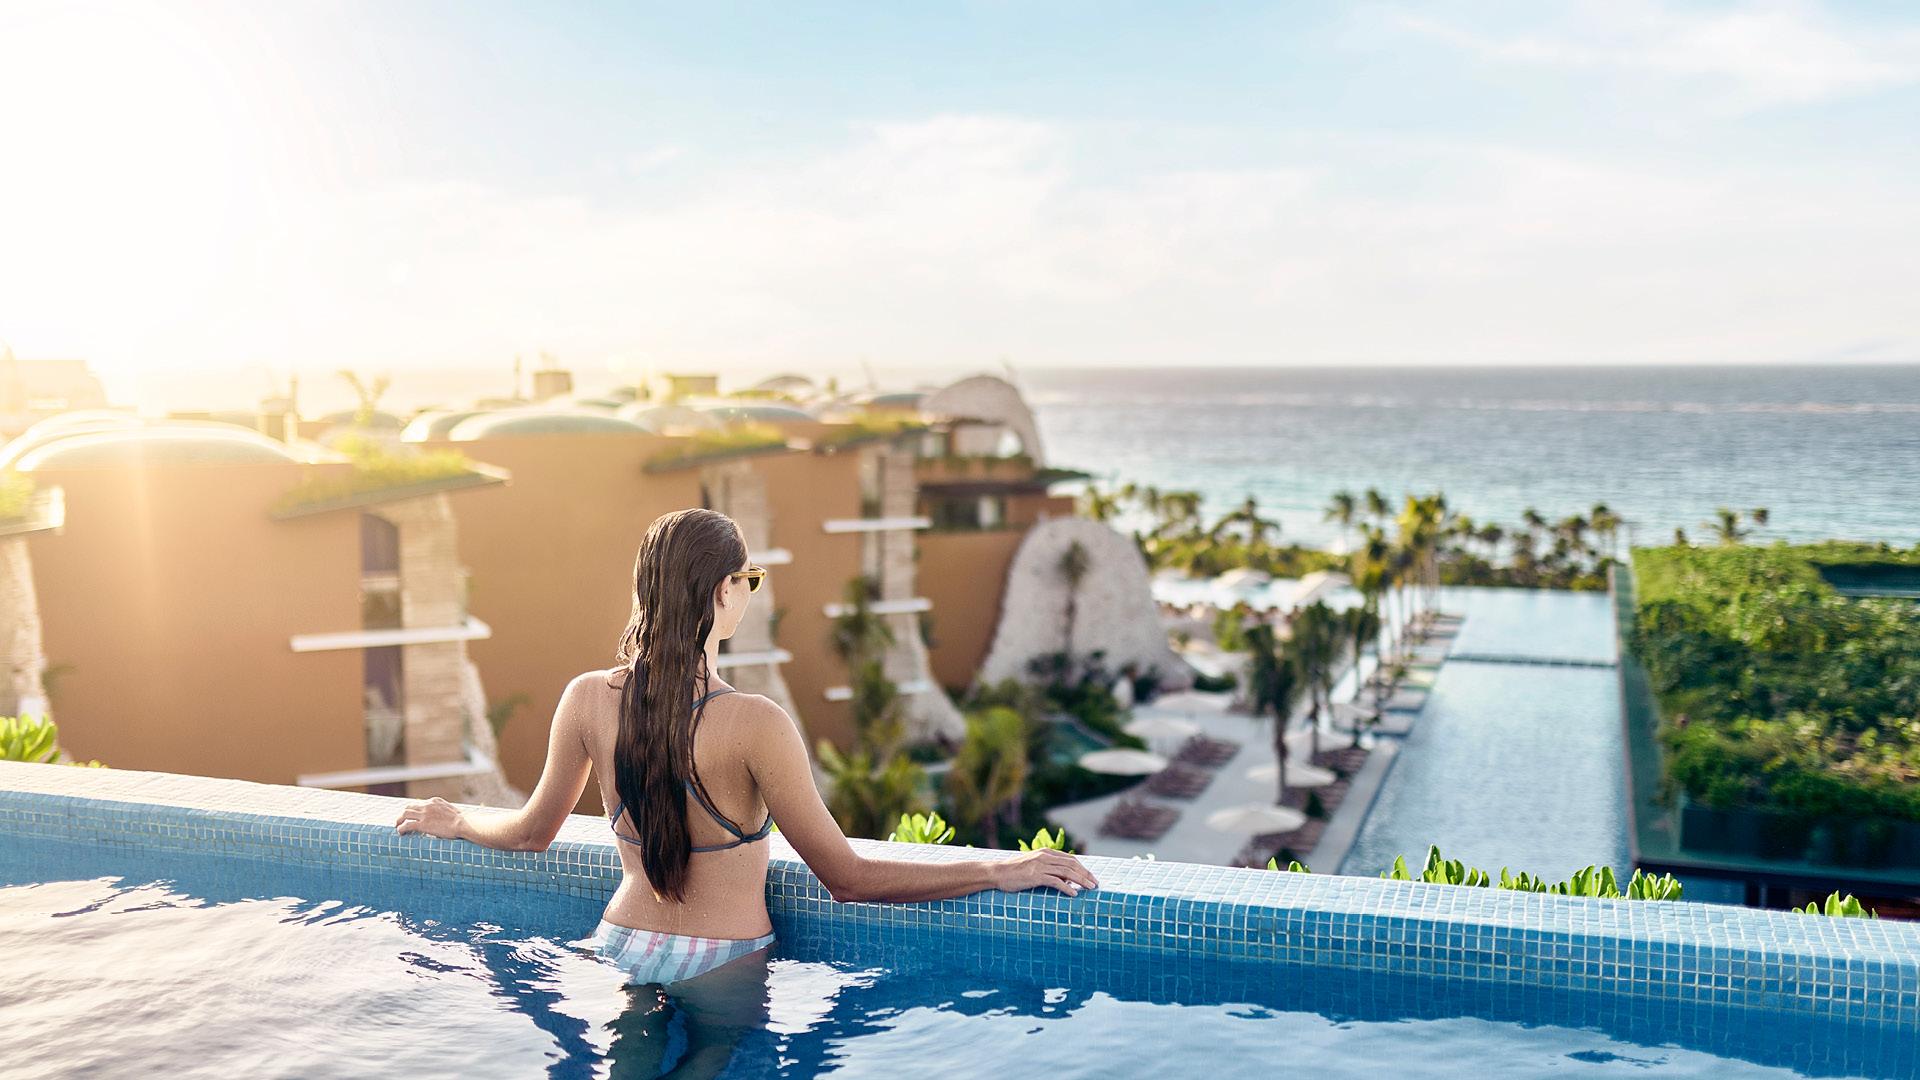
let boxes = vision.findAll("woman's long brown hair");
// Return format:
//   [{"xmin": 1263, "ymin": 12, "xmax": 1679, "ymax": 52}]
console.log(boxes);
[{"xmin": 612, "ymin": 507, "xmax": 747, "ymax": 903}]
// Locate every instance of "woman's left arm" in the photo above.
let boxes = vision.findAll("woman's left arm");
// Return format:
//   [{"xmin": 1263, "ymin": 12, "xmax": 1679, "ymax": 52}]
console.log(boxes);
[{"xmin": 393, "ymin": 674, "xmax": 596, "ymax": 851}]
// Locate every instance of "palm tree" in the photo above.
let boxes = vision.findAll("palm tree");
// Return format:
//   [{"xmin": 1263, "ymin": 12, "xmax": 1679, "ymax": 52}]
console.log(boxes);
[
  {"xmin": 1325, "ymin": 490, "xmax": 1357, "ymax": 551},
  {"xmin": 336, "ymin": 369, "xmax": 392, "ymax": 428},
  {"xmin": 1750, "ymin": 506, "xmax": 1771, "ymax": 530},
  {"xmin": 1081, "ymin": 488, "xmax": 1122, "ymax": 523},
  {"xmin": 1364, "ymin": 488, "xmax": 1390, "ymax": 529},
  {"xmin": 1290, "ymin": 601, "xmax": 1342, "ymax": 761},
  {"xmin": 1706, "ymin": 507, "xmax": 1748, "ymax": 546},
  {"xmin": 945, "ymin": 706, "xmax": 1030, "ymax": 846},
  {"xmin": 817, "ymin": 742, "xmax": 925, "ymax": 839},
  {"xmin": 1244, "ymin": 623, "xmax": 1304, "ymax": 803},
  {"xmin": 1589, "ymin": 503, "xmax": 1621, "ymax": 562},
  {"xmin": 1058, "ymin": 540, "xmax": 1091, "ymax": 655},
  {"xmin": 1344, "ymin": 605, "xmax": 1381, "ymax": 749}
]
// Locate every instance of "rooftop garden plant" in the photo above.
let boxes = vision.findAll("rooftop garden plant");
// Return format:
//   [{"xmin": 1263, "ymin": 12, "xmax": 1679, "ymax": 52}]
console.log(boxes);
[
  {"xmin": 1629, "ymin": 543, "xmax": 1920, "ymax": 829},
  {"xmin": 813, "ymin": 412, "xmax": 930, "ymax": 450},
  {"xmin": 644, "ymin": 422, "xmax": 788, "ymax": 470},
  {"xmin": 275, "ymin": 434, "xmax": 485, "ymax": 512},
  {"xmin": 0, "ymin": 471, "xmax": 36, "ymax": 523}
]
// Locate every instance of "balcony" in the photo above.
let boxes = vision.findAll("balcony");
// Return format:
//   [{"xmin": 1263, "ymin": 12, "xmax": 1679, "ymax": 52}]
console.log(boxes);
[
  {"xmin": 821, "ymin": 515, "xmax": 930, "ymax": 534},
  {"xmin": 290, "ymin": 616, "xmax": 493, "ymax": 653},
  {"xmin": 821, "ymin": 597, "xmax": 931, "ymax": 618},
  {"xmin": 823, "ymin": 679, "xmax": 934, "ymax": 701}
]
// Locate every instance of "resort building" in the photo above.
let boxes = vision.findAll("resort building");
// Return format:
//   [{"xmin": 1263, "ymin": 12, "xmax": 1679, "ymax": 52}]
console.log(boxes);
[
  {"xmin": 1, "ymin": 418, "xmax": 516, "ymax": 803},
  {"xmin": 0, "ymin": 370, "xmax": 1180, "ymax": 819}
]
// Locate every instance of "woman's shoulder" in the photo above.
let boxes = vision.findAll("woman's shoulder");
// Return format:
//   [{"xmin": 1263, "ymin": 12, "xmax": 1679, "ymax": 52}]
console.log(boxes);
[{"xmin": 562, "ymin": 666, "xmax": 628, "ymax": 709}]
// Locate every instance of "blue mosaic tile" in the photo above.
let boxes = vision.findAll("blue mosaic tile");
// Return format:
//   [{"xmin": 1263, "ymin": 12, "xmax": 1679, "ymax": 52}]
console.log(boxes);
[{"xmin": 3, "ymin": 760, "xmax": 1917, "ymax": 1026}]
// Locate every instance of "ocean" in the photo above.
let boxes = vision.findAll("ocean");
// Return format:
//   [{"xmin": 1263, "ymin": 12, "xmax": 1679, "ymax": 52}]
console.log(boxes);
[{"xmin": 1022, "ymin": 364, "xmax": 1920, "ymax": 549}]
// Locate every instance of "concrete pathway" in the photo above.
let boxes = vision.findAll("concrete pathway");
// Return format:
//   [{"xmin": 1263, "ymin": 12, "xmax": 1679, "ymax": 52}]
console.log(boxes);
[{"xmin": 1048, "ymin": 610, "xmax": 1464, "ymax": 869}]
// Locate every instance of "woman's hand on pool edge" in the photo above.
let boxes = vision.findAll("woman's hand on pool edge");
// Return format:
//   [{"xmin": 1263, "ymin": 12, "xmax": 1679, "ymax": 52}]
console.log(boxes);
[
  {"xmin": 989, "ymin": 849, "xmax": 1099, "ymax": 897},
  {"xmin": 394, "ymin": 797, "xmax": 466, "ymax": 840}
]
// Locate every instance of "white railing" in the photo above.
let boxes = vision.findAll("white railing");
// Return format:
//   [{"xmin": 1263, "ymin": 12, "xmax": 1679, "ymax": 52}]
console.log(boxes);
[
  {"xmin": 713, "ymin": 648, "xmax": 793, "ymax": 669},
  {"xmin": 296, "ymin": 746, "xmax": 497, "ymax": 789},
  {"xmin": 823, "ymin": 679, "xmax": 934, "ymax": 701},
  {"xmin": 290, "ymin": 616, "xmax": 492, "ymax": 653},
  {"xmin": 821, "ymin": 516, "xmax": 930, "ymax": 534},
  {"xmin": 822, "ymin": 597, "xmax": 932, "ymax": 618}
]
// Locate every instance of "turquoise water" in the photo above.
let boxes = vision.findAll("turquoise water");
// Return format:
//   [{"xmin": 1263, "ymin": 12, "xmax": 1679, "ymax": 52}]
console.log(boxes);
[
  {"xmin": 1029, "ymin": 364, "xmax": 1920, "ymax": 548},
  {"xmin": 2, "ymin": 834, "xmax": 1909, "ymax": 1078},
  {"xmin": 1340, "ymin": 589, "xmax": 1628, "ymax": 883}
]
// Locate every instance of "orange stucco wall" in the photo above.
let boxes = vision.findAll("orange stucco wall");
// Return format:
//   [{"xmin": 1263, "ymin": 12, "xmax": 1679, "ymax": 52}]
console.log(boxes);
[
  {"xmin": 23, "ymin": 462, "xmax": 366, "ymax": 784},
  {"xmin": 754, "ymin": 449, "xmax": 865, "ymax": 750},
  {"xmin": 916, "ymin": 528, "xmax": 1025, "ymax": 692},
  {"xmin": 442, "ymin": 432, "xmax": 706, "ymax": 808}
]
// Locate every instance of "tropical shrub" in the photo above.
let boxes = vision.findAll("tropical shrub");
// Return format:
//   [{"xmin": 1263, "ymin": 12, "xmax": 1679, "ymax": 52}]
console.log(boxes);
[
  {"xmin": 1629, "ymin": 544, "xmax": 1920, "ymax": 826},
  {"xmin": 1794, "ymin": 892, "xmax": 1879, "ymax": 918},
  {"xmin": 1017, "ymin": 826, "xmax": 1072, "ymax": 853},
  {"xmin": 0, "ymin": 715, "xmax": 104, "ymax": 768},
  {"xmin": 889, "ymin": 811, "xmax": 955, "ymax": 845},
  {"xmin": 1191, "ymin": 671, "xmax": 1237, "ymax": 693},
  {"xmin": 1285, "ymin": 844, "xmax": 1686, "ymax": 901}
]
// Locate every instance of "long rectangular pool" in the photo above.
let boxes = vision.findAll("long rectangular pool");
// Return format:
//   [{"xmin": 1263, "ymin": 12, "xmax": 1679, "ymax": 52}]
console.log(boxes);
[{"xmin": 3, "ymin": 762, "xmax": 1916, "ymax": 1078}]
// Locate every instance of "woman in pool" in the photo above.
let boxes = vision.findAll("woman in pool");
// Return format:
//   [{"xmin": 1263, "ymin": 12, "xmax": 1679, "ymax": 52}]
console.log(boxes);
[{"xmin": 393, "ymin": 506, "xmax": 1098, "ymax": 989}]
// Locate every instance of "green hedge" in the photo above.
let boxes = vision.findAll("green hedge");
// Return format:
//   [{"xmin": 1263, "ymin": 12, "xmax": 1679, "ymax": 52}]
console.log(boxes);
[{"xmin": 1629, "ymin": 543, "xmax": 1920, "ymax": 825}]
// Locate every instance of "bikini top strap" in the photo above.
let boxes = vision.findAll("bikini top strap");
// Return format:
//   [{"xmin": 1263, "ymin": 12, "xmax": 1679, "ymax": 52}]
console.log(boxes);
[
  {"xmin": 683, "ymin": 686, "xmax": 764, "ymax": 841},
  {"xmin": 607, "ymin": 687, "xmax": 736, "ymax": 827}
]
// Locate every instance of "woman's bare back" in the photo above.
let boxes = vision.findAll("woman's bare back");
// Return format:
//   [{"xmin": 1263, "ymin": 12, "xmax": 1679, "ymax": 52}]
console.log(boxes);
[{"xmin": 581, "ymin": 668, "xmax": 776, "ymax": 940}]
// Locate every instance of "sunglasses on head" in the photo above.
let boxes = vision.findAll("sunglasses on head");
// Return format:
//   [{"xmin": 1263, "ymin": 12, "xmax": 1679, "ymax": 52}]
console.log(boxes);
[{"xmin": 730, "ymin": 565, "xmax": 768, "ymax": 593}]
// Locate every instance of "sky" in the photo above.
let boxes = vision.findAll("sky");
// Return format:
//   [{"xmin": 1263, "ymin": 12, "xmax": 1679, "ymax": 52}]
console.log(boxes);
[{"xmin": 2, "ymin": 1, "xmax": 1918, "ymax": 408}]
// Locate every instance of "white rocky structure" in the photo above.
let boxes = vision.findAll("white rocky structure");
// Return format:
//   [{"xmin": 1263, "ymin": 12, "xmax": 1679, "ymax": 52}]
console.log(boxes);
[
  {"xmin": 976, "ymin": 518, "xmax": 1191, "ymax": 692},
  {"xmin": 921, "ymin": 374, "xmax": 1047, "ymax": 466},
  {"xmin": 0, "ymin": 535, "xmax": 53, "ymax": 719}
]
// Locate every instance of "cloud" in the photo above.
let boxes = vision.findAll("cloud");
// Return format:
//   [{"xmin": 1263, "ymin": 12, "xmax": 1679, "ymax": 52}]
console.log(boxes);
[
  {"xmin": 11, "ymin": 111, "xmax": 1919, "ymax": 404},
  {"xmin": 1389, "ymin": 0, "xmax": 1920, "ymax": 108}
]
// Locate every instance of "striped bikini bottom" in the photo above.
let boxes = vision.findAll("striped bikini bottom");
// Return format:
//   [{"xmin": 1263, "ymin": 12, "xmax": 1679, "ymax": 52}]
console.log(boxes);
[{"xmin": 582, "ymin": 919, "xmax": 777, "ymax": 987}]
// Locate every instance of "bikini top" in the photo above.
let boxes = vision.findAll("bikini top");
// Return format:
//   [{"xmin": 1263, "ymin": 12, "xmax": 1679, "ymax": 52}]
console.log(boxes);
[{"xmin": 607, "ymin": 686, "xmax": 774, "ymax": 854}]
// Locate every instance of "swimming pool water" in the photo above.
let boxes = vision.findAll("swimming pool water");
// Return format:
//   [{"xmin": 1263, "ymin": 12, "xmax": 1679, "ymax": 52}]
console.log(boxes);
[{"xmin": 3, "ymin": 836, "xmax": 1912, "ymax": 1079}]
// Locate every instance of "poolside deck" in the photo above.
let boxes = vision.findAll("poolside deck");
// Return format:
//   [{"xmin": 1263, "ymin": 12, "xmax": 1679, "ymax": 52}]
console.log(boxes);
[{"xmin": 1049, "ymin": 614, "xmax": 1460, "ymax": 868}]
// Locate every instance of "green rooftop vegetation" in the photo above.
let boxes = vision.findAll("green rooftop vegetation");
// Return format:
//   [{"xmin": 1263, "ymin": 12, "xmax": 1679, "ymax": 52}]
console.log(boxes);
[
  {"xmin": 0, "ymin": 472, "xmax": 35, "ymax": 523},
  {"xmin": 1629, "ymin": 543, "xmax": 1920, "ymax": 833},
  {"xmin": 642, "ymin": 422, "xmax": 790, "ymax": 471},
  {"xmin": 812, "ymin": 412, "xmax": 930, "ymax": 450},
  {"xmin": 274, "ymin": 435, "xmax": 495, "ymax": 515}
]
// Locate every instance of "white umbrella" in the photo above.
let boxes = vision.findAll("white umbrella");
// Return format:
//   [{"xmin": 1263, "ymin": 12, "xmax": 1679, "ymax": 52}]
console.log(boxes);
[
  {"xmin": 1216, "ymin": 567, "xmax": 1272, "ymax": 592},
  {"xmin": 1123, "ymin": 715, "xmax": 1200, "ymax": 741},
  {"xmin": 1292, "ymin": 569, "xmax": 1352, "ymax": 607},
  {"xmin": 1077, "ymin": 748, "xmax": 1169, "ymax": 776},
  {"xmin": 1331, "ymin": 701, "xmax": 1376, "ymax": 728},
  {"xmin": 1246, "ymin": 761, "xmax": 1338, "ymax": 787},
  {"xmin": 1205, "ymin": 804, "xmax": 1308, "ymax": 834},
  {"xmin": 1283, "ymin": 728, "xmax": 1330, "ymax": 756}
]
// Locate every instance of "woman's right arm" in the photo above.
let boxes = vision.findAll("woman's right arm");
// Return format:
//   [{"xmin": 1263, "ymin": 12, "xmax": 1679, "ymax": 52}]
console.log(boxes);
[{"xmin": 741, "ymin": 697, "xmax": 1099, "ymax": 902}]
